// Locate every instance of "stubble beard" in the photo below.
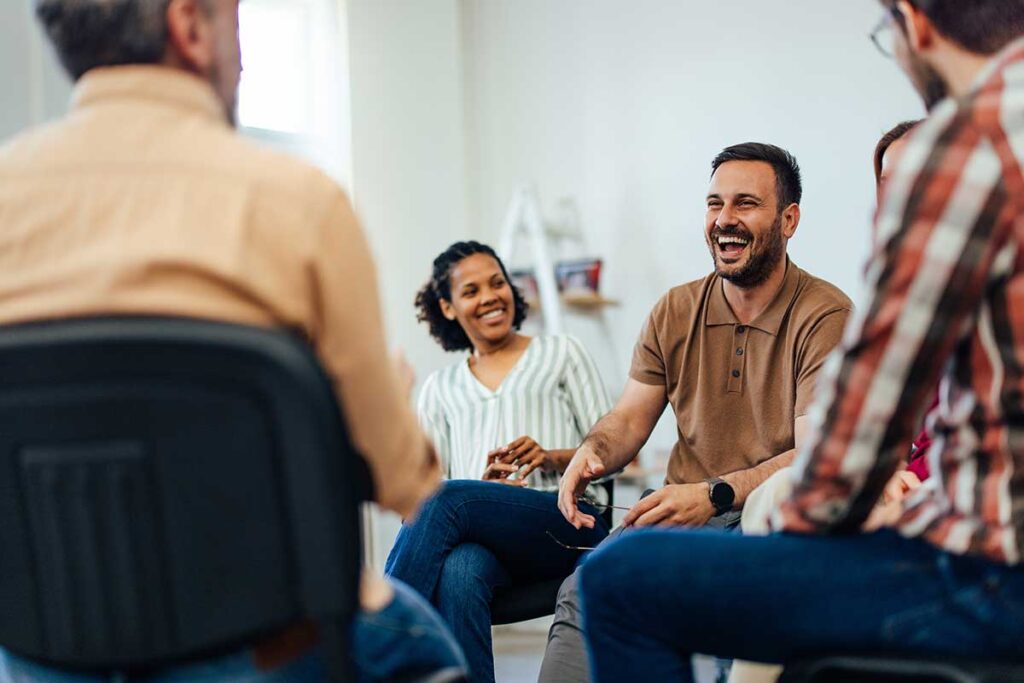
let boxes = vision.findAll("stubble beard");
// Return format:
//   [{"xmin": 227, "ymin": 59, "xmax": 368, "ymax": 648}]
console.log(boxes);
[{"xmin": 711, "ymin": 213, "xmax": 786, "ymax": 289}]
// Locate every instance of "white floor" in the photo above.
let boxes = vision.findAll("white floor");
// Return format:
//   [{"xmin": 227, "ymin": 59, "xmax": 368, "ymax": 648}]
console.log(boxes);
[{"xmin": 493, "ymin": 625, "xmax": 547, "ymax": 683}]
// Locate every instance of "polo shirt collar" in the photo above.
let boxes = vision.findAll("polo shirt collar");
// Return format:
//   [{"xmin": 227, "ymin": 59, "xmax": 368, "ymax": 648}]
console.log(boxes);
[
  {"xmin": 705, "ymin": 259, "xmax": 799, "ymax": 336},
  {"xmin": 71, "ymin": 65, "xmax": 228, "ymax": 126}
]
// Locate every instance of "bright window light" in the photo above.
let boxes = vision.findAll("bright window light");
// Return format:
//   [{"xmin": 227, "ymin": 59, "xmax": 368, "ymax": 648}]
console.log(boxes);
[{"xmin": 237, "ymin": 1, "xmax": 312, "ymax": 133}]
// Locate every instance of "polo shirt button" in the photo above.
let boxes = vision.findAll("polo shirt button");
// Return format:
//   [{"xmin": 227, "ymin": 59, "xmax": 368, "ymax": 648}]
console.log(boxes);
[
  {"xmin": 737, "ymin": 325, "xmax": 747, "ymax": 333},
  {"xmin": 736, "ymin": 348, "xmax": 744, "ymax": 356},
  {"xmin": 732, "ymin": 370, "xmax": 740, "ymax": 378}
]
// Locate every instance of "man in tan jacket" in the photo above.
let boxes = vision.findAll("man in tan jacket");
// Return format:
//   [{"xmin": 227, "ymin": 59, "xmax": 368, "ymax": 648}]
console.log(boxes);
[{"xmin": 0, "ymin": 0, "xmax": 464, "ymax": 680}]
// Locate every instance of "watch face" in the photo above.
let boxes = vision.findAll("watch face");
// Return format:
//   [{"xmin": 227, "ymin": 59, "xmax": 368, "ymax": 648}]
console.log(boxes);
[{"xmin": 711, "ymin": 481, "xmax": 735, "ymax": 508}]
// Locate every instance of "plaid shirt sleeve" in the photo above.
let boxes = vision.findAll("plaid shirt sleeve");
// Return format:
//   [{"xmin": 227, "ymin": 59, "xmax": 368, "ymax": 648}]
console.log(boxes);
[{"xmin": 774, "ymin": 103, "xmax": 1015, "ymax": 533}]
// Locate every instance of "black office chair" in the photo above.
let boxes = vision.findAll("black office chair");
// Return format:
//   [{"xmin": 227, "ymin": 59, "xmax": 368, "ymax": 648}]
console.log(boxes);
[
  {"xmin": 0, "ymin": 316, "xmax": 459, "ymax": 682},
  {"xmin": 780, "ymin": 654, "xmax": 1024, "ymax": 683},
  {"xmin": 490, "ymin": 480, "xmax": 614, "ymax": 625}
]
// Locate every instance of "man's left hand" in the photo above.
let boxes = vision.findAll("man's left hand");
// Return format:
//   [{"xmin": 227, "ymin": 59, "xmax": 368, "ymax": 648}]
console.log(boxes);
[{"xmin": 622, "ymin": 483, "xmax": 716, "ymax": 528}]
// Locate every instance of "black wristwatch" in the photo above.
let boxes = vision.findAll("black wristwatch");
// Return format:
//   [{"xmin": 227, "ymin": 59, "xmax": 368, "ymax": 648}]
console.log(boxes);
[{"xmin": 706, "ymin": 477, "xmax": 735, "ymax": 515}]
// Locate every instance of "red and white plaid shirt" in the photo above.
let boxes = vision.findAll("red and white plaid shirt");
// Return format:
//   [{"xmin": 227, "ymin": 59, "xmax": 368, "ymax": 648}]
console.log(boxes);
[{"xmin": 776, "ymin": 37, "xmax": 1024, "ymax": 565}]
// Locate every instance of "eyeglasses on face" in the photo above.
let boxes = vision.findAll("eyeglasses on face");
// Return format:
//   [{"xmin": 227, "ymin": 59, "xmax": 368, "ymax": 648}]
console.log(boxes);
[{"xmin": 869, "ymin": 6, "xmax": 904, "ymax": 59}]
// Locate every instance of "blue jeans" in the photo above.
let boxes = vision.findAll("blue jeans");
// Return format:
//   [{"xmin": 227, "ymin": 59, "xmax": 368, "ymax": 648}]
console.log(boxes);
[
  {"xmin": 0, "ymin": 579, "xmax": 465, "ymax": 683},
  {"xmin": 579, "ymin": 528, "xmax": 1024, "ymax": 682},
  {"xmin": 385, "ymin": 481, "xmax": 609, "ymax": 683}
]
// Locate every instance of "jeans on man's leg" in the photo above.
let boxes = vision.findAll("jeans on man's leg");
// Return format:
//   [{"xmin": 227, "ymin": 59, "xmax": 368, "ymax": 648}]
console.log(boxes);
[
  {"xmin": 580, "ymin": 528, "xmax": 1024, "ymax": 683},
  {"xmin": 0, "ymin": 579, "xmax": 465, "ymax": 683},
  {"xmin": 352, "ymin": 578, "xmax": 467, "ymax": 682}
]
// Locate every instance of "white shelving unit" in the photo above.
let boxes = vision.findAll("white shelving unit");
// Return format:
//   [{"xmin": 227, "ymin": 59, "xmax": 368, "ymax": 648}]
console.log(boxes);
[
  {"xmin": 498, "ymin": 186, "xmax": 566, "ymax": 334},
  {"xmin": 497, "ymin": 186, "xmax": 619, "ymax": 335}
]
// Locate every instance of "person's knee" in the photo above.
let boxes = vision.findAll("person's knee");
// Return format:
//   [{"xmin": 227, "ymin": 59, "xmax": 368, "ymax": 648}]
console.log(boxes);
[
  {"xmin": 579, "ymin": 533, "xmax": 649, "ymax": 617},
  {"xmin": 578, "ymin": 550, "xmax": 613, "ymax": 609},
  {"xmin": 437, "ymin": 544, "xmax": 495, "ymax": 603},
  {"xmin": 412, "ymin": 479, "xmax": 477, "ymax": 522},
  {"xmin": 555, "ymin": 567, "xmax": 581, "ymax": 611}
]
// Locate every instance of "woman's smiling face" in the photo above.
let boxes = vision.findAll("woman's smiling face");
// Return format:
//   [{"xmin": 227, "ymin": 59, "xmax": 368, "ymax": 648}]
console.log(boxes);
[{"xmin": 440, "ymin": 253, "xmax": 516, "ymax": 350}]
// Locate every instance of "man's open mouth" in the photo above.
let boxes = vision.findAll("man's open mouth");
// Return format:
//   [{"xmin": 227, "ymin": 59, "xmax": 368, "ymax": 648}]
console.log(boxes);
[{"xmin": 716, "ymin": 235, "xmax": 750, "ymax": 257}]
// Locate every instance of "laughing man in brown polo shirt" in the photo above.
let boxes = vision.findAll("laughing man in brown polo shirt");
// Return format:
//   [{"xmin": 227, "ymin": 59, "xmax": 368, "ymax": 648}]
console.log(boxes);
[{"xmin": 538, "ymin": 142, "xmax": 852, "ymax": 683}]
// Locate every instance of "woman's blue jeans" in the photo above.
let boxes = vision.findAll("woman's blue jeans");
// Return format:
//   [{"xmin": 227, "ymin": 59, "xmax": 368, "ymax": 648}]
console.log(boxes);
[
  {"xmin": 385, "ymin": 480, "xmax": 610, "ymax": 683},
  {"xmin": 0, "ymin": 579, "xmax": 465, "ymax": 683},
  {"xmin": 580, "ymin": 527, "xmax": 1024, "ymax": 682}
]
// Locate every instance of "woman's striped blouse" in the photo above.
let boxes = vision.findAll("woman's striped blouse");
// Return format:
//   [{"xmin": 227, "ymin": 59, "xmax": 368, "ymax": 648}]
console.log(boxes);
[{"xmin": 417, "ymin": 334, "xmax": 611, "ymax": 494}]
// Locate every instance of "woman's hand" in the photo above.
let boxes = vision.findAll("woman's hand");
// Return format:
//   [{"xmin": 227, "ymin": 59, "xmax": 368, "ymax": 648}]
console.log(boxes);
[
  {"xmin": 480, "ymin": 436, "xmax": 552, "ymax": 484},
  {"xmin": 863, "ymin": 469, "xmax": 923, "ymax": 531},
  {"xmin": 481, "ymin": 455, "xmax": 525, "ymax": 485},
  {"xmin": 501, "ymin": 436, "xmax": 554, "ymax": 478},
  {"xmin": 882, "ymin": 469, "xmax": 922, "ymax": 504}
]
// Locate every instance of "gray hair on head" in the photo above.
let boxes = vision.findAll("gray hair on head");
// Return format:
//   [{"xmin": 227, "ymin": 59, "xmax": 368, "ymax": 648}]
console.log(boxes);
[{"xmin": 34, "ymin": 0, "xmax": 199, "ymax": 81}]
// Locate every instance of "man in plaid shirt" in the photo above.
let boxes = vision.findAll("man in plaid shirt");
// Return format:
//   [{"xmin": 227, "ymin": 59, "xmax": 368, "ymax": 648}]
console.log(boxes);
[{"xmin": 574, "ymin": 2, "xmax": 1024, "ymax": 680}]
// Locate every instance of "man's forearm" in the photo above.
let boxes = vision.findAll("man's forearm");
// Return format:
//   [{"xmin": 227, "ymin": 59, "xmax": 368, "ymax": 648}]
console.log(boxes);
[
  {"xmin": 721, "ymin": 448, "xmax": 796, "ymax": 508},
  {"xmin": 581, "ymin": 410, "xmax": 646, "ymax": 474}
]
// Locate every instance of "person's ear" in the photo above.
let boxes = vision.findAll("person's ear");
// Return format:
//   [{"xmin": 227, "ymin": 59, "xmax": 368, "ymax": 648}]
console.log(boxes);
[
  {"xmin": 165, "ymin": 0, "xmax": 215, "ymax": 74},
  {"xmin": 439, "ymin": 298, "xmax": 457, "ymax": 322},
  {"xmin": 782, "ymin": 203, "xmax": 801, "ymax": 239},
  {"xmin": 896, "ymin": 0, "xmax": 935, "ymax": 52}
]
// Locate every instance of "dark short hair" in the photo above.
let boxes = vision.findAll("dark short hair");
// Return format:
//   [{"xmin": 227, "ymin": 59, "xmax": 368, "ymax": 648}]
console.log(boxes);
[
  {"xmin": 710, "ymin": 142, "xmax": 803, "ymax": 208},
  {"xmin": 34, "ymin": 0, "xmax": 190, "ymax": 80},
  {"xmin": 415, "ymin": 241, "xmax": 529, "ymax": 352},
  {"xmin": 873, "ymin": 120, "xmax": 922, "ymax": 185},
  {"xmin": 884, "ymin": 0, "xmax": 1024, "ymax": 55}
]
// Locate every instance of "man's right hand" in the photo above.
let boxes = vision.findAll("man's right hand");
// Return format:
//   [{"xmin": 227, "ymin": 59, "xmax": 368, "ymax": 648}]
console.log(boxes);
[{"xmin": 558, "ymin": 446, "xmax": 606, "ymax": 529}]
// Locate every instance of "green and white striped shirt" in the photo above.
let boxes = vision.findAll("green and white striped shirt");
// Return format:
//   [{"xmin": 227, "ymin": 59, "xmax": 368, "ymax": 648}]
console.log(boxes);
[{"xmin": 417, "ymin": 334, "xmax": 611, "ymax": 493}]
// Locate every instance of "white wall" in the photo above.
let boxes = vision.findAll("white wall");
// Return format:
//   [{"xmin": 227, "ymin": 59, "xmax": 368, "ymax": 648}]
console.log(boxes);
[
  {"xmin": 0, "ymin": 1, "xmax": 71, "ymax": 139},
  {"xmin": 345, "ymin": 0, "xmax": 472, "ymax": 567},
  {"xmin": 347, "ymin": 0, "xmax": 471, "ymax": 357},
  {"xmin": 462, "ymin": 0, "xmax": 924, "ymax": 452}
]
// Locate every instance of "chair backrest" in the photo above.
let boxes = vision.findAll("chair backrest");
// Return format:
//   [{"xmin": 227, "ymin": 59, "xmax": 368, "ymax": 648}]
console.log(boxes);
[{"xmin": 0, "ymin": 317, "xmax": 367, "ymax": 674}]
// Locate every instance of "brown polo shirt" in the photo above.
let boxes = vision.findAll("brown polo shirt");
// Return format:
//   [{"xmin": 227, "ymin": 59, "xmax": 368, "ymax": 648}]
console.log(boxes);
[{"xmin": 631, "ymin": 261, "xmax": 852, "ymax": 485}]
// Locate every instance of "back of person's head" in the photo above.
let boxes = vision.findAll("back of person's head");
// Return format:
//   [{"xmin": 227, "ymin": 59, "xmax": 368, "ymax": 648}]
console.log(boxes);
[
  {"xmin": 415, "ymin": 241, "xmax": 529, "ymax": 352},
  {"xmin": 35, "ymin": 0, "xmax": 183, "ymax": 80},
  {"xmin": 884, "ymin": 0, "xmax": 1024, "ymax": 55},
  {"xmin": 35, "ymin": 0, "xmax": 240, "ymax": 123},
  {"xmin": 710, "ymin": 142, "xmax": 803, "ymax": 209},
  {"xmin": 874, "ymin": 120, "xmax": 922, "ymax": 185}
]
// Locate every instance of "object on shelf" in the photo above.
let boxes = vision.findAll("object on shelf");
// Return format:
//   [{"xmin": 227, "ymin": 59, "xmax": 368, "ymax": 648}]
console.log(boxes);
[
  {"xmin": 510, "ymin": 269, "xmax": 541, "ymax": 309},
  {"xmin": 512, "ymin": 263, "xmax": 617, "ymax": 311},
  {"xmin": 555, "ymin": 258, "xmax": 602, "ymax": 297}
]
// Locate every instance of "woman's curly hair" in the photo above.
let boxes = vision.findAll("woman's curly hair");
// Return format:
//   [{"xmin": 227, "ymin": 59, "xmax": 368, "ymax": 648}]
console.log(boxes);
[{"xmin": 415, "ymin": 241, "xmax": 529, "ymax": 352}]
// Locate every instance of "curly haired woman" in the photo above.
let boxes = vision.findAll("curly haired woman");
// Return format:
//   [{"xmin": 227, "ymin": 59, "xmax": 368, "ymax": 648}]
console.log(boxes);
[{"xmin": 385, "ymin": 241, "xmax": 612, "ymax": 683}]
